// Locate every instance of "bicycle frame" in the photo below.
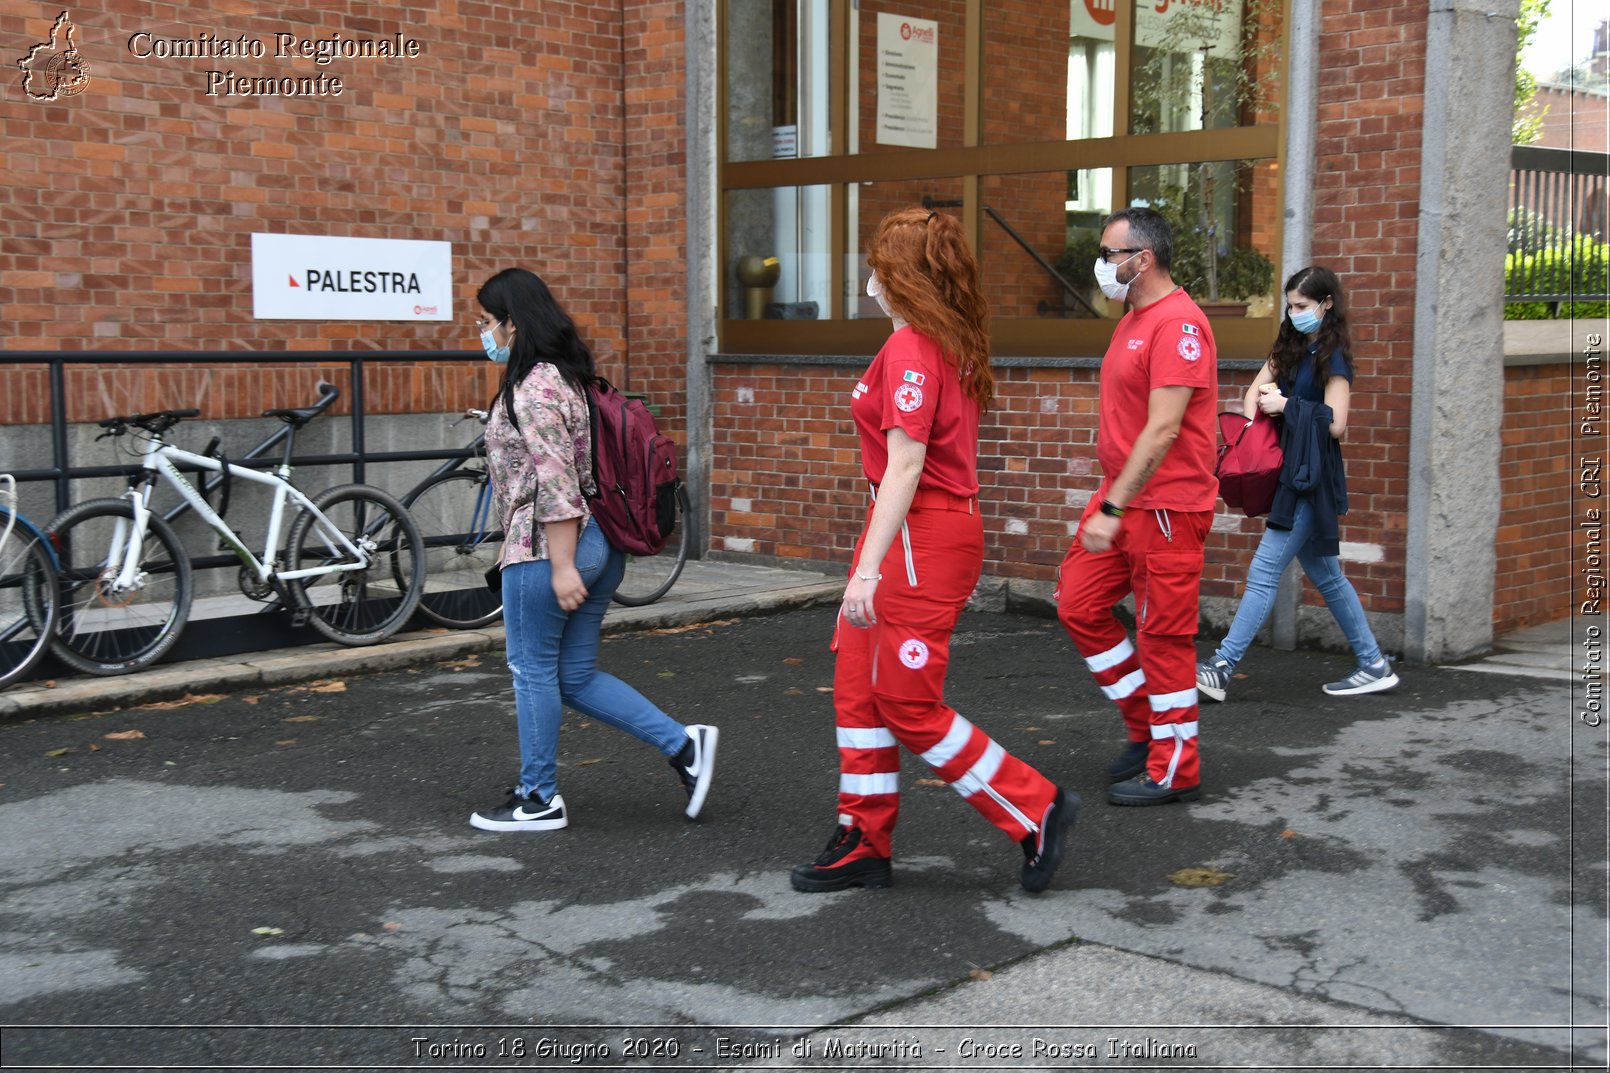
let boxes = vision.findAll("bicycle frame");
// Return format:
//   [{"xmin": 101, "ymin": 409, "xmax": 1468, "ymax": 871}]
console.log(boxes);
[{"xmin": 110, "ymin": 433, "xmax": 369, "ymax": 593}]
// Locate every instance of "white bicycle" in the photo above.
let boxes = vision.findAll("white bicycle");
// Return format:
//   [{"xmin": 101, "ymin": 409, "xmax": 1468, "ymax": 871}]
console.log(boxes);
[{"xmin": 47, "ymin": 408, "xmax": 425, "ymax": 677}]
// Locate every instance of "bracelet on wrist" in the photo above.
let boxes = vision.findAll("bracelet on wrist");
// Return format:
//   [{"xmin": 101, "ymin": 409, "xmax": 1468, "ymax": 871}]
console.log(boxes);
[
  {"xmin": 1099, "ymin": 500, "xmax": 1126, "ymax": 519},
  {"xmin": 855, "ymin": 570, "xmax": 882, "ymax": 581}
]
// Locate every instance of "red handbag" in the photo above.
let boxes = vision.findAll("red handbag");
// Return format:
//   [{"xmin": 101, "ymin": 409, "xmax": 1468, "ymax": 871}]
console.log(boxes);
[{"xmin": 1215, "ymin": 410, "xmax": 1282, "ymax": 517}]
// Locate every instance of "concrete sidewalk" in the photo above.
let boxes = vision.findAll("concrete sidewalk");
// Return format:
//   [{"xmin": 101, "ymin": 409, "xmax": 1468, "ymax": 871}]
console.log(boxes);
[{"xmin": 0, "ymin": 557, "xmax": 845, "ymax": 720}]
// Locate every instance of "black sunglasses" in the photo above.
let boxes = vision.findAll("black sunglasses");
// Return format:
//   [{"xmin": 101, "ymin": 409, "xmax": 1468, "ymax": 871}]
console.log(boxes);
[{"xmin": 1098, "ymin": 247, "xmax": 1143, "ymax": 263}]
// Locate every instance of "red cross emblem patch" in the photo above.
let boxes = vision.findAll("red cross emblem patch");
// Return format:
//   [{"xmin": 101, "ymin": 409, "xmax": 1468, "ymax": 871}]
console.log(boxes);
[
  {"xmin": 898, "ymin": 638, "xmax": 930, "ymax": 669},
  {"xmin": 894, "ymin": 383, "xmax": 924, "ymax": 412}
]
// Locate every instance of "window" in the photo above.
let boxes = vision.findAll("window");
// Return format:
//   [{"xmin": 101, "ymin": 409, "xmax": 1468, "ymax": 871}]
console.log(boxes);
[{"xmin": 719, "ymin": 0, "xmax": 1286, "ymax": 357}]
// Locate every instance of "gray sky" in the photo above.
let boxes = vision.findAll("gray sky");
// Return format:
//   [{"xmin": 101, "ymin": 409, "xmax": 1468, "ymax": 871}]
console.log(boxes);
[{"xmin": 1523, "ymin": 1, "xmax": 1603, "ymax": 80}]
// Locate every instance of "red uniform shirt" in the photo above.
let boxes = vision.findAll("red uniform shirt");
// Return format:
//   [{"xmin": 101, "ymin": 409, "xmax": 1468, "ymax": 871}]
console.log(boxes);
[
  {"xmin": 851, "ymin": 326, "xmax": 980, "ymax": 498},
  {"xmin": 1098, "ymin": 288, "xmax": 1219, "ymax": 511}
]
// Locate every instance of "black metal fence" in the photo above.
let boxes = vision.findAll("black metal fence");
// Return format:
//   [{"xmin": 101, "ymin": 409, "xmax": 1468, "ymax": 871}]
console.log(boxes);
[
  {"xmin": 1507, "ymin": 145, "xmax": 1610, "ymax": 307},
  {"xmin": 1, "ymin": 350, "xmax": 484, "ymax": 516}
]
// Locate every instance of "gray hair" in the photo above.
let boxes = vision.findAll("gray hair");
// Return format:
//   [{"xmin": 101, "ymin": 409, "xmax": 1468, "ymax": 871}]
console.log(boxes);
[{"xmin": 1103, "ymin": 206, "xmax": 1173, "ymax": 271}]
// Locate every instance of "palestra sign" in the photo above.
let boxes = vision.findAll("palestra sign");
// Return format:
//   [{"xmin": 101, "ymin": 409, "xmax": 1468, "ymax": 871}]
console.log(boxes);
[{"xmin": 251, "ymin": 233, "xmax": 453, "ymax": 320}]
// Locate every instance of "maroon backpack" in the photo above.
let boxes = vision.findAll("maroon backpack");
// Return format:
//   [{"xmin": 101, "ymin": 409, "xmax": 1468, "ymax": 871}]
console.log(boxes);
[
  {"xmin": 1215, "ymin": 410, "xmax": 1283, "ymax": 517},
  {"xmin": 584, "ymin": 377, "xmax": 680, "ymax": 555}
]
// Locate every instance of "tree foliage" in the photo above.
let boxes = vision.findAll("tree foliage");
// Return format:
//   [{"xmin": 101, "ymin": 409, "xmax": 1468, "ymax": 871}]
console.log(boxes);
[{"xmin": 1513, "ymin": 0, "xmax": 1551, "ymax": 145}]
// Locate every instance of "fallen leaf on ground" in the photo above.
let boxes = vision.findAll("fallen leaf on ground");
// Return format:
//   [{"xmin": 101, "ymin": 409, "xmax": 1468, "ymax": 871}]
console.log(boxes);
[
  {"xmin": 88, "ymin": 743, "xmax": 101, "ymax": 752},
  {"xmin": 44, "ymin": 748, "xmax": 72, "ymax": 757},
  {"xmin": 915, "ymin": 778, "xmax": 946, "ymax": 787},
  {"xmin": 136, "ymin": 693, "xmax": 223, "ymax": 710},
  {"xmin": 382, "ymin": 922, "xmax": 403, "ymax": 932},
  {"xmin": 104, "ymin": 730, "xmax": 147, "ymax": 741},
  {"xmin": 1022, "ymin": 726, "xmax": 1042, "ymax": 732},
  {"xmin": 1280, "ymin": 828, "xmax": 1297, "ymax": 839},
  {"xmin": 783, "ymin": 657, "xmax": 804, "ymax": 665},
  {"xmin": 1167, "ymin": 865, "xmax": 1235, "ymax": 887},
  {"xmin": 285, "ymin": 715, "xmax": 320, "ymax": 723},
  {"xmin": 1037, "ymin": 739, "xmax": 1056, "ymax": 746},
  {"xmin": 968, "ymin": 964, "xmax": 993, "ymax": 981},
  {"xmin": 44, "ymin": 680, "xmax": 56, "ymax": 689},
  {"xmin": 815, "ymin": 686, "xmax": 833, "ymax": 693},
  {"xmin": 442, "ymin": 656, "xmax": 481, "ymax": 670},
  {"xmin": 646, "ymin": 618, "xmax": 740, "ymax": 635},
  {"xmin": 657, "ymin": 671, "xmax": 676, "ymax": 678},
  {"xmin": 250, "ymin": 927, "xmax": 284, "ymax": 937},
  {"xmin": 783, "ymin": 687, "xmax": 804, "ymax": 696},
  {"xmin": 275, "ymin": 739, "xmax": 297, "ymax": 746},
  {"xmin": 577, "ymin": 757, "xmax": 605, "ymax": 766},
  {"xmin": 242, "ymin": 696, "xmax": 260, "ymax": 705},
  {"xmin": 306, "ymin": 680, "xmax": 346, "ymax": 693}
]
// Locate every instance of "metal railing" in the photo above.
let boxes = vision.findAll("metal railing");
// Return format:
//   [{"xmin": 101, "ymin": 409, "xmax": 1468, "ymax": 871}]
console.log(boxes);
[
  {"xmin": 1507, "ymin": 145, "xmax": 1610, "ymax": 307},
  {"xmin": 0, "ymin": 350, "xmax": 485, "ymax": 516}
]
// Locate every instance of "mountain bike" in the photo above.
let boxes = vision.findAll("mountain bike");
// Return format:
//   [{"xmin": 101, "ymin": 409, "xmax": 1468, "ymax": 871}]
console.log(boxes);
[
  {"xmin": 400, "ymin": 408, "xmax": 503, "ymax": 630},
  {"xmin": 47, "ymin": 408, "xmax": 425, "ymax": 677},
  {"xmin": 0, "ymin": 474, "xmax": 60, "ymax": 689}
]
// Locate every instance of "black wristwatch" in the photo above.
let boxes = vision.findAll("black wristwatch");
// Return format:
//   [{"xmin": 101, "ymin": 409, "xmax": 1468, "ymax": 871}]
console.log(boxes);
[{"xmin": 1099, "ymin": 499, "xmax": 1126, "ymax": 519}]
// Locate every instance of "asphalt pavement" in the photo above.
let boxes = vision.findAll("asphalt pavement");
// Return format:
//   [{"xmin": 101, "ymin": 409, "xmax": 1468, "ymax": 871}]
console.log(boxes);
[{"xmin": 0, "ymin": 560, "xmax": 1605, "ymax": 1071}]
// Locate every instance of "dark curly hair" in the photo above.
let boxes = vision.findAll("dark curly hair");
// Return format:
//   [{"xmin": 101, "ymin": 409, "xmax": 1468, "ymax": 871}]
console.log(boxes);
[{"xmin": 1269, "ymin": 265, "xmax": 1353, "ymax": 387}]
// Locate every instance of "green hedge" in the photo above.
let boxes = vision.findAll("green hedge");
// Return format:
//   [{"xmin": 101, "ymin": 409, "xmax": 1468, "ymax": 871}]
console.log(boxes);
[{"xmin": 1505, "ymin": 234, "xmax": 1610, "ymax": 319}]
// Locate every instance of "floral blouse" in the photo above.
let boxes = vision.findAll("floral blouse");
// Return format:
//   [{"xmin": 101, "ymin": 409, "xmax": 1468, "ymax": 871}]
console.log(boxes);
[{"xmin": 484, "ymin": 364, "xmax": 593, "ymax": 567}]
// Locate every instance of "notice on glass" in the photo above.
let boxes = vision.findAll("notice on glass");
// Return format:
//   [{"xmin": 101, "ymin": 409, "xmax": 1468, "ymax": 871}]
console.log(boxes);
[{"xmin": 875, "ymin": 12, "xmax": 937, "ymax": 149}]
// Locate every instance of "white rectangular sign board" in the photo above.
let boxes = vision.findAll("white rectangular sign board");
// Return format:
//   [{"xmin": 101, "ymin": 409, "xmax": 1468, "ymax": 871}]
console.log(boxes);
[
  {"xmin": 876, "ymin": 11, "xmax": 938, "ymax": 149},
  {"xmin": 251, "ymin": 233, "xmax": 453, "ymax": 320}
]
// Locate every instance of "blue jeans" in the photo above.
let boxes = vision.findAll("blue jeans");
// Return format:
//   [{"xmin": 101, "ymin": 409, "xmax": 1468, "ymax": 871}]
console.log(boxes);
[
  {"xmin": 1213, "ymin": 498, "xmax": 1384, "ymax": 672},
  {"xmin": 500, "ymin": 521, "xmax": 687, "ymax": 800}
]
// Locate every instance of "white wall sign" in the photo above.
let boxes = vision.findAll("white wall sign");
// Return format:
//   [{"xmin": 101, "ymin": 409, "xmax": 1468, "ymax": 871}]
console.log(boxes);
[
  {"xmin": 1072, "ymin": 0, "xmax": 1245, "ymax": 57},
  {"xmin": 251, "ymin": 233, "xmax": 453, "ymax": 320},
  {"xmin": 875, "ymin": 11, "xmax": 938, "ymax": 149}
]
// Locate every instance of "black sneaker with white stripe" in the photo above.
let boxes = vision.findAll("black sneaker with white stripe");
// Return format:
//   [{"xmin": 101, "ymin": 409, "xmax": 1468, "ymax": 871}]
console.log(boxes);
[
  {"xmin": 469, "ymin": 790, "xmax": 568, "ymax": 832},
  {"xmin": 670, "ymin": 724, "xmax": 719, "ymax": 820}
]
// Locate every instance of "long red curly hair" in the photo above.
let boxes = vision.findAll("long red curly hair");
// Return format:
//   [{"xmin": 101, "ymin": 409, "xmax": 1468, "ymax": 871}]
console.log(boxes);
[{"xmin": 867, "ymin": 208, "xmax": 995, "ymax": 409}]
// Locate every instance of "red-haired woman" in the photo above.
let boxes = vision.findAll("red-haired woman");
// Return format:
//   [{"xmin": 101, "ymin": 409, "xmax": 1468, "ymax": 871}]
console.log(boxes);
[{"xmin": 791, "ymin": 208, "xmax": 1076, "ymax": 894}]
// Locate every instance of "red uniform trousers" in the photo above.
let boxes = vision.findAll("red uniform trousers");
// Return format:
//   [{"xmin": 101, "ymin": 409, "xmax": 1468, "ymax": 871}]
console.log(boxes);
[
  {"xmin": 833, "ymin": 494, "xmax": 1059, "ymax": 857},
  {"xmin": 1057, "ymin": 500, "xmax": 1211, "ymax": 789}
]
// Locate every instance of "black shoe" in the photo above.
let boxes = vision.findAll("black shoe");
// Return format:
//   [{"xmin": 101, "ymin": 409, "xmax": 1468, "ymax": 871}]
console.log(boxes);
[
  {"xmin": 1105, "ymin": 740, "xmax": 1149, "ymax": 782},
  {"xmin": 469, "ymin": 789, "xmax": 568, "ymax": 832},
  {"xmin": 669, "ymin": 724, "xmax": 719, "ymax": 819},
  {"xmin": 1020, "ymin": 787, "xmax": 1079, "ymax": 893},
  {"xmin": 790, "ymin": 825, "xmax": 892, "ymax": 892},
  {"xmin": 1107, "ymin": 774, "xmax": 1201, "ymax": 807}
]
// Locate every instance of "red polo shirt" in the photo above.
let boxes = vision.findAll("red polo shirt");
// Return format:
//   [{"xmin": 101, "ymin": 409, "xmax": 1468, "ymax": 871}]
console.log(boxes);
[
  {"xmin": 851, "ymin": 326, "xmax": 979, "ymax": 498},
  {"xmin": 1098, "ymin": 288, "xmax": 1219, "ymax": 511}
]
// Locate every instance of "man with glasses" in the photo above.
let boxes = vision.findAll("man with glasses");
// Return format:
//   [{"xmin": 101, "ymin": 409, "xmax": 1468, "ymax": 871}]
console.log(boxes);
[{"xmin": 1056, "ymin": 206, "xmax": 1218, "ymax": 807}]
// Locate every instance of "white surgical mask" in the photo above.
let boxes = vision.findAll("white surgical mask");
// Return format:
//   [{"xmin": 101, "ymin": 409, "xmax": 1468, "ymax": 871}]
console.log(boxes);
[
  {"xmin": 866, "ymin": 272, "xmax": 908, "ymax": 331},
  {"xmin": 1093, "ymin": 251, "xmax": 1142, "ymax": 302}
]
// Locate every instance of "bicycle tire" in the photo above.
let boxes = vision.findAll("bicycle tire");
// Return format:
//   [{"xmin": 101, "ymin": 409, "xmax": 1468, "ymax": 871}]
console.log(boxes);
[
  {"xmin": 0, "ymin": 513, "xmax": 60, "ymax": 689},
  {"xmin": 402, "ymin": 469, "xmax": 503, "ymax": 629},
  {"xmin": 611, "ymin": 483, "xmax": 691, "ymax": 607},
  {"xmin": 47, "ymin": 498, "xmax": 193, "ymax": 677},
  {"xmin": 285, "ymin": 484, "xmax": 424, "ymax": 646}
]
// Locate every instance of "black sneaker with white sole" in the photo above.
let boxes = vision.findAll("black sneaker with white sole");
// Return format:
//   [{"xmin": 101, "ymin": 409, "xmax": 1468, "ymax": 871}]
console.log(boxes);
[
  {"xmin": 670, "ymin": 724, "xmax": 719, "ymax": 819},
  {"xmin": 469, "ymin": 790, "xmax": 568, "ymax": 832}
]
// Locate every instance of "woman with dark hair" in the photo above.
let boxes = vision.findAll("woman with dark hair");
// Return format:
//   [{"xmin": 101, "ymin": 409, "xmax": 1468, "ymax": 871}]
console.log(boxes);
[
  {"xmin": 1197, "ymin": 266, "xmax": 1399, "ymax": 701},
  {"xmin": 791, "ymin": 209, "xmax": 1075, "ymax": 894},
  {"xmin": 469, "ymin": 267, "xmax": 716, "ymax": 832}
]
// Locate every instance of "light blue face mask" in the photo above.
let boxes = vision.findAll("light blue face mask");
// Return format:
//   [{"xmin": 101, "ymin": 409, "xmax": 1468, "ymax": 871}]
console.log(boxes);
[
  {"xmin": 480, "ymin": 325, "xmax": 510, "ymax": 364},
  {"xmin": 1289, "ymin": 307, "xmax": 1323, "ymax": 335}
]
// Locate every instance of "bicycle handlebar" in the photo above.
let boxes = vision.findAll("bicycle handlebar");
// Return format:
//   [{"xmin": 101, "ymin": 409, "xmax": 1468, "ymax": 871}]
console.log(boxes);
[{"xmin": 96, "ymin": 409, "xmax": 201, "ymax": 435}]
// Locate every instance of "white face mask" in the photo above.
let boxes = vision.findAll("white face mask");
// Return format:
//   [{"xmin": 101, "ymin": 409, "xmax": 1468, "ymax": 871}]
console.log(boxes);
[
  {"xmin": 1093, "ymin": 250, "xmax": 1143, "ymax": 302},
  {"xmin": 866, "ymin": 271, "xmax": 908, "ymax": 331}
]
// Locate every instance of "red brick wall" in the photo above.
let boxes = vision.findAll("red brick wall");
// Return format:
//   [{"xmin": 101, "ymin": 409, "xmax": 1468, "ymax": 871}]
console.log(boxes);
[
  {"xmin": 1494, "ymin": 363, "xmax": 1574, "ymax": 633},
  {"xmin": 1535, "ymin": 85, "xmax": 1610, "ymax": 154},
  {"xmin": 0, "ymin": 3, "xmax": 685, "ymax": 436}
]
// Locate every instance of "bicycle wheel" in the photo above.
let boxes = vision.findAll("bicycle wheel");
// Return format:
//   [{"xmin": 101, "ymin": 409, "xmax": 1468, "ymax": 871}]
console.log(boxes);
[
  {"xmin": 611, "ymin": 483, "xmax": 690, "ymax": 606},
  {"xmin": 402, "ymin": 469, "xmax": 503, "ymax": 629},
  {"xmin": 48, "ymin": 499, "xmax": 192, "ymax": 677},
  {"xmin": 285, "ymin": 484, "xmax": 424, "ymax": 646},
  {"xmin": 0, "ymin": 514, "xmax": 59, "ymax": 689}
]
